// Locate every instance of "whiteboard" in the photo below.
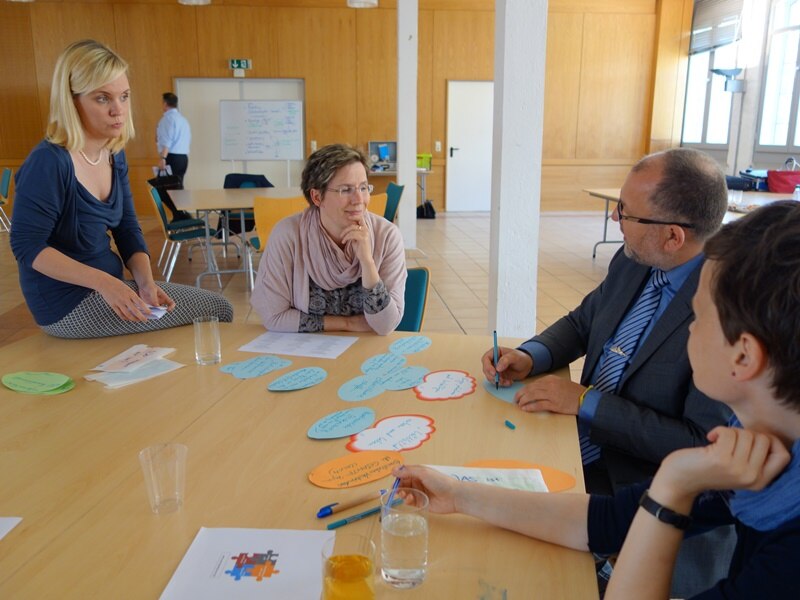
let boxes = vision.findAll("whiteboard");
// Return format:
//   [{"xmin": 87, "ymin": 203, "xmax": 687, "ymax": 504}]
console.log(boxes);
[
  {"xmin": 220, "ymin": 100, "xmax": 304, "ymax": 161},
  {"xmin": 174, "ymin": 78, "xmax": 305, "ymax": 188}
]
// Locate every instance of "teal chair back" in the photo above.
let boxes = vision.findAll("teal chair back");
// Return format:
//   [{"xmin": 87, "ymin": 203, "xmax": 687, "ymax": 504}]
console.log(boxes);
[
  {"xmin": 397, "ymin": 267, "xmax": 430, "ymax": 332},
  {"xmin": 150, "ymin": 186, "xmax": 171, "ymax": 226},
  {"xmin": 385, "ymin": 182, "xmax": 404, "ymax": 222},
  {"xmin": 0, "ymin": 167, "xmax": 10, "ymax": 201}
]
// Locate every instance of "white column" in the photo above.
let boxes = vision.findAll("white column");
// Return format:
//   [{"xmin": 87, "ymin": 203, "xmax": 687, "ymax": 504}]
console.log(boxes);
[
  {"xmin": 490, "ymin": 0, "xmax": 548, "ymax": 337},
  {"xmin": 397, "ymin": 0, "xmax": 418, "ymax": 250}
]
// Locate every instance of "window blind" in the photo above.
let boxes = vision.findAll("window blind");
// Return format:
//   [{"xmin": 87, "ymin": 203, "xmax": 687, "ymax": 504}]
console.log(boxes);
[{"xmin": 690, "ymin": 0, "xmax": 744, "ymax": 54}]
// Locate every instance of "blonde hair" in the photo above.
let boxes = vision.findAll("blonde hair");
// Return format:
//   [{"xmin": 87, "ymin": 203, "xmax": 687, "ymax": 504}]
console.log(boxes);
[{"xmin": 46, "ymin": 39, "xmax": 135, "ymax": 153}]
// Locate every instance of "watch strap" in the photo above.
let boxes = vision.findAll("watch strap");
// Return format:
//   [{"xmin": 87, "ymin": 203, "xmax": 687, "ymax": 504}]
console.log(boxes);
[{"xmin": 639, "ymin": 490, "xmax": 692, "ymax": 530}]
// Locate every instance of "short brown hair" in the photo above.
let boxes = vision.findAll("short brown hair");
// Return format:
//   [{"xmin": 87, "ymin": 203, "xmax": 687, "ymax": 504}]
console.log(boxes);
[
  {"xmin": 634, "ymin": 148, "xmax": 727, "ymax": 240},
  {"xmin": 704, "ymin": 200, "xmax": 800, "ymax": 412},
  {"xmin": 300, "ymin": 144, "xmax": 368, "ymax": 206}
]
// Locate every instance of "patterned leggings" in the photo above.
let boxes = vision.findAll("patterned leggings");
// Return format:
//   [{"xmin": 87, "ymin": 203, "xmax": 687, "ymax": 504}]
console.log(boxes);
[{"xmin": 41, "ymin": 281, "xmax": 233, "ymax": 339}]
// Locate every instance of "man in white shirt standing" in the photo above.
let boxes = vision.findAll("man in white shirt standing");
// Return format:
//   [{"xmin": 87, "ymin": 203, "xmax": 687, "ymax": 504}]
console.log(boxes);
[{"xmin": 156, "ymin": 92, "xmax": 191, "ymax": 187}]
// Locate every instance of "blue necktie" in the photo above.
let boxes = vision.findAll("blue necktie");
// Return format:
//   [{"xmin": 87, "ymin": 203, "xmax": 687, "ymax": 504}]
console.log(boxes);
[{"xmin": 580, "ymin": 269, "xmax": 669, "ymax": 465}]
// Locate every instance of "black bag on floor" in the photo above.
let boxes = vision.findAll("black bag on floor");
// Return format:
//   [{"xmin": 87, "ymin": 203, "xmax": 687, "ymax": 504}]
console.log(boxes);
[{"xmin": 417, "ymin": 200, "xmax": 436, "ymax": 219}]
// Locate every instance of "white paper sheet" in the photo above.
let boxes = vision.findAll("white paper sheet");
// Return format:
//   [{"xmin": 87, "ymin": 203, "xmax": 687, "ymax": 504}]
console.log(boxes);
[
  {"xmin": 427, "ymin": 465, "xmax": 549, "ymax": 492},
  {"xmin": 239, "ymin": 332, "xmax": 358, "ymax": 360},
  {"xmin": 0, "ymin": 517, "xmax": 21, "ymax": 541},
  {"xmin": 92, "ymin": 344, "xmax": 175, "ymax": 373},
  {"xmin": 160, "ymin": 527, "xmax": 334, "ymax": 600},
  {"xmin": 84, "ymin": 358, "xmax": 183, "ymax": 388}
]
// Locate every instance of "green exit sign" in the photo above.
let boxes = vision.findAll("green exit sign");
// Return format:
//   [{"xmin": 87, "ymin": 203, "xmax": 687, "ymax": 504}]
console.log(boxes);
[{"xmin": 229, "ymin": 59, "xmax": 252, "ymax": 70}]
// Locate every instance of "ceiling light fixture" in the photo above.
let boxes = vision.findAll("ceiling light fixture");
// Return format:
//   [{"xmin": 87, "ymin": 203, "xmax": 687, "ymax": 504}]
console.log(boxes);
[
  {"xmin": 178, "ymin": 0, "xmax": 211, "ymax": 5},
  {"xmin": 347, "ymin": 0, "xmax": 378, "ymax": 7}
]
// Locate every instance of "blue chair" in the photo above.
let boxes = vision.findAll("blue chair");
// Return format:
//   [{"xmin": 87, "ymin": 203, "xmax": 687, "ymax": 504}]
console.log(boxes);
[
  {"xmin": 149, "ymin": 187, "xmax": 219, "ymax": 284},
  {"xmin": 397, "ymin": 267, "xmax": 430, "ymax": 332},
  {"xmin": 148, "ymin": 187, "xmax": 204, "ymax": 269},
  {"xmin": 222, "ymin": 173, "xmax": 273, "ymax": 236},
  {"xmin": 385, "ymin": 182, "xmax": 404, "ymax": 223},
  {"xmin": 0, "ymin": 167, "xmax": 12, "ymax": 232}
]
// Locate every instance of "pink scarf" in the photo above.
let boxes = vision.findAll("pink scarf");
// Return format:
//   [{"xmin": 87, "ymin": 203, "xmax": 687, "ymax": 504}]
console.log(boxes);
[{"xmin": 300, "ymin": 207, "xmax": 373, "ymax": 290}]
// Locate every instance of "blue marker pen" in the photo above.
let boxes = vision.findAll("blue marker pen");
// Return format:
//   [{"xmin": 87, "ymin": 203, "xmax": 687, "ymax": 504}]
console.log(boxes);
[
  {"xmin": 493, "ymin": 330, "xmax": 500, "ymax": 390},
  {"xmin": 326, "ymin": 498, "xmax": 402, "ymax": 530}
]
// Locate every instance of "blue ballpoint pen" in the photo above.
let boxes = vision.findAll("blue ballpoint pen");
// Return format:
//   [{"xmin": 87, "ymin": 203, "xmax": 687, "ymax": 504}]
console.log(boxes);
[
  {"xmin": 316, "ymin": 489, "xmax": 387, "ymax": 518},
  {"xmin": 326, "ymin": 498, "xmax": 402, "ymax": 530},
  {"xmin": 383, "ymin": 476, "xmax": 401, "ymax": 517},
  {"xmin": 493, "ymin": 330, "xmax": 500, "ymax": 389}
]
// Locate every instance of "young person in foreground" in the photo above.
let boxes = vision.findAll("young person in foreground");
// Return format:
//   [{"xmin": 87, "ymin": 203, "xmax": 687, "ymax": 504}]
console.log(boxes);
[{"xmin": 395, "ymin": 201, "xmax": 800, "ymax": 598}]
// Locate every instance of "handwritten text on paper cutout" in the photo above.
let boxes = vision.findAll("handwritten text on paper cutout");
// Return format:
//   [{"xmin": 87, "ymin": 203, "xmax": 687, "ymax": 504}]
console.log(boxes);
[
  {"xmin": 308, "ymin": 450, "xmax": 403, "ymax": 489},
  {"xmin": 346, "ymin": 415, "xmax": 435, "ymax": 453},
  {"xmin": 414, "ymin": 370, "xmax": 476, "ymax": 401}
]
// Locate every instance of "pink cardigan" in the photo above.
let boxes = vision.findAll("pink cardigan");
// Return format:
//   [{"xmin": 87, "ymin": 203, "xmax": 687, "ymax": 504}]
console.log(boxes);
[{"xmin": 251, "ymin": 209, "xmax": 406, "ymax": 335}]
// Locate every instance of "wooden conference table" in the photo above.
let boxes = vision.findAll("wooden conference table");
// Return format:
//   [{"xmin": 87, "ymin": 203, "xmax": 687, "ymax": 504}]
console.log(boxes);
[
  {"xmin": 0, "ymin": 325, "xmax": 596, "ymax": 599},
  {"xmin": 584, "ymin": 187, "xmax": 789, "ymax": 259},
  {"xmin": 169, "ymin": 187, "xmax": 303, "ymax": 288}
]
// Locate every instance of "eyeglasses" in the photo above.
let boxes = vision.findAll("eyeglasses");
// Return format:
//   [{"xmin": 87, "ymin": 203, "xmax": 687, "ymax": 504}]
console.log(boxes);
[
  {"xmin": 326, "ymin": 183, "xmax": 374, "ymax": 198},
  {"xmin": 616, "ymin": 200, "xmax": 695, "ymax": 229}
]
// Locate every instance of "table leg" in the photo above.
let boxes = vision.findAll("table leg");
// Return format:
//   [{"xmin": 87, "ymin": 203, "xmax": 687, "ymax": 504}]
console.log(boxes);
[{"xmin": 591, "ymin": 197, "xmax": 622, "ymax": 259}]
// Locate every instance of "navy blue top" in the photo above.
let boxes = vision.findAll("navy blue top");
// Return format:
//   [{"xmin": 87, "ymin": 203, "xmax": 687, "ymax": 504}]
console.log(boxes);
[
  {"xmin": 587, "ymin": 482, "xmax": 800, "ymax": 598},
  {"xmin": 10, "ymin": 141, "xmax": 148, "ymax": 326}
]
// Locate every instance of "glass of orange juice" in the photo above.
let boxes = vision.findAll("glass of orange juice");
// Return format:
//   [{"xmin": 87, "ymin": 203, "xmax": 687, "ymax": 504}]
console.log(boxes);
[{"xmin": 321, "ymin": 533, "xmax": 376, "ymax": 600}]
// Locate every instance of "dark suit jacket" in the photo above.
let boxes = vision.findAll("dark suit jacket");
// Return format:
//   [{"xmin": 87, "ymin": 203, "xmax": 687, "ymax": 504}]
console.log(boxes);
[{"xmin": 531, "ymin": 249, "xmax": 731, "ymax": 491}]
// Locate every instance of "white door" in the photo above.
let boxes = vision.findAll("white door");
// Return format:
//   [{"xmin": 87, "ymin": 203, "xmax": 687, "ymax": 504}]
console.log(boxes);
[{"xmin": 446, "ymin": 81, "xmax": 494, "ymax": 211}]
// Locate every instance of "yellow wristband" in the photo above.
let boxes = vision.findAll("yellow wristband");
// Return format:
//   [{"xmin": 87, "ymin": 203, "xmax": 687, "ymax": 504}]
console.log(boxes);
[{"xmin": 578, "ymin": 385, "xmax": 594, "ymax": 407}]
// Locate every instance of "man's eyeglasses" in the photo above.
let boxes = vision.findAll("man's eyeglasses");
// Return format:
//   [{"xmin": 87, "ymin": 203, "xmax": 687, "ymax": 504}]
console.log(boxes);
[
  {"xmin": 616, "ymin": 200, "xmax": 695, "ymax": 229},
  {"xmin": 326, "ymin": 183, "xmax": 374, "ymax": 198}
]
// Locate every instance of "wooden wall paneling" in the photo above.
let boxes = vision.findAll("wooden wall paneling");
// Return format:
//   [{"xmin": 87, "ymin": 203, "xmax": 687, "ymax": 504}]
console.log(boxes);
[
  {"xmin": 575, "ymin": 13, "xmax": 656, "ymax": 160},
  {"xmin": 549, "ymin": 0, "xmax": 656, "ymax": 14},
  {"xmin": 29, "ymin": 3, "xmax": 117, "ymax": 139},
  {"xmin": 417, "ymin": 10, "xmax": 435, "ymax": 156},
  {"xmin": 0, "ymin": 5, "xmax": 42, "ymax": 161},
  {"xmin": 648, "ymin": 0, "xmax": 693, "ymax": 153},
  {"xmin": 355, "ymin": 9, "xmax": 397, "ymax": 149},
  {"xmin": 541, "ymin": 163, "xmax": 631, "ymax": 211},
  {"xmin": 196, "ymin": 6, "xmax": 278, "ymax": 78},
  {"xmin": 113, "ymin": 4, "xmax": 200, "ymax": 160},
  {"xmin": 273, "ymin": 7, "xmax": 358, "ymax": 152},
  {"xmin": 431, "ymin": 10, "xmax": 494, "ymax": 210},
  {"xmin": 543, "ymin": 12, "xmax": 584, "ymax": 159},
  {"xmin": 113, "ymin": 4, "xmax": 201, "ymax": 212}
]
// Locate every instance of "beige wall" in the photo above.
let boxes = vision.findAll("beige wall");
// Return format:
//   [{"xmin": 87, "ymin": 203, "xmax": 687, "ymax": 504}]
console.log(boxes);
[{"xmin": 0, "ymin": 0, "xmax": 688, "ymax": 213}]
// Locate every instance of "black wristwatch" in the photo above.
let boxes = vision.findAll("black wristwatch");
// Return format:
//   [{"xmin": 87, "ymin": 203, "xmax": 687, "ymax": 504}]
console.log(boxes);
[{"xmin": 638, "ymin": 490, "xmax": 692, "ymax": 530}]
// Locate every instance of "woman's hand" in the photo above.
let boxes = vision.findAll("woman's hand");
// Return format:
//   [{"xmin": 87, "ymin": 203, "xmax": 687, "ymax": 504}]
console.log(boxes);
[
  {"xmin": 137, "ymin": 281, "xmax": 176, "ymax": 312},
  {"xmin": 650, "ymin": 426, "xmax": 791, "ymax": 508},
  {"xmin": 96, "ymin": 276, "xmax": 152, "ymax": 321},
  {"xmin": 341, "ymin": 218, "xmax": 380, "ymax": 289},
  {"xmin": 392, "ymin": 465, "xmax": 460, "ymax": 514}
]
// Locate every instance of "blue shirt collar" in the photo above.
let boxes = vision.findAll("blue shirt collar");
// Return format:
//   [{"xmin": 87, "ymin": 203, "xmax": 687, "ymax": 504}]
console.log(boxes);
[{"xmin": 658, "ymin": 252, "xmax": 704, "ymax": 294}]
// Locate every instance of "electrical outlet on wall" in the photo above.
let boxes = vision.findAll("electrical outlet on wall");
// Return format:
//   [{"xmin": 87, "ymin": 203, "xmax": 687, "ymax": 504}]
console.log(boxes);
[
  {"xmin": 435, "ymin": 140, "xmax": 442, "ymax": 152},
  {"xmin": 310, "ymin": 140, "xmax": 317, "ymax": 152}
]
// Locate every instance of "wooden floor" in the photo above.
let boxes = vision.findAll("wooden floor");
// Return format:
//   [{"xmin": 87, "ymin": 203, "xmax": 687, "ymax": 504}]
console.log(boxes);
[{"xmin": 0, "ymin": 210, "xmax": 621, "ymax": 378}]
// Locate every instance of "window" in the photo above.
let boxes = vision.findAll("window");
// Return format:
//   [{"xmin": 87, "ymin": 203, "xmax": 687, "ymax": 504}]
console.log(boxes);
[
  {"xmin": 681, "ymin": 0, "xmax": 743, "ymax": 149},
  {"xmin": 682, "ymin": 45, "xmax": 739, "ymax": 146},
  {"xmin": 756, "ymin": 0, "xmax": 800, "ymax": 160}
]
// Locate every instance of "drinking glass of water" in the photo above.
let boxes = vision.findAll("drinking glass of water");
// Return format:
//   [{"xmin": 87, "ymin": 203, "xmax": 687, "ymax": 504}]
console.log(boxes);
[{"xmin": 380, "ymin": 488, "xmax": 429, "ymax": 588}]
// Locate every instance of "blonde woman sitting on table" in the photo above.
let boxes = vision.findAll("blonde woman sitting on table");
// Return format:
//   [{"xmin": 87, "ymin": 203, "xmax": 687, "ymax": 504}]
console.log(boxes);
[
  {"xmin": 251, "ymin": 144, "xmax": 406, "ymax": 335},
  {"xmin": 393, "ymin": 202, "xmax": 800, "ymax": 599},
  {"xmin": 10, "ymin": 40, "xmax": 232, "ymax": 339}
]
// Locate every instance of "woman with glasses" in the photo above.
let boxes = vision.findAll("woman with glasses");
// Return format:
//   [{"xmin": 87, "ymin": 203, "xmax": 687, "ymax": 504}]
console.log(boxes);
[{"xmin": 251, "ymin": 143, "xmax": 406, "ymax": 334}]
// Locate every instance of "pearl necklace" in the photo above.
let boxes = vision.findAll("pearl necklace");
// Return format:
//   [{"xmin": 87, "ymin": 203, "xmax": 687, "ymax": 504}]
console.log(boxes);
[{"xmin": 78, "ymin": 149, "xmax": 105, "ymax": 166}]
